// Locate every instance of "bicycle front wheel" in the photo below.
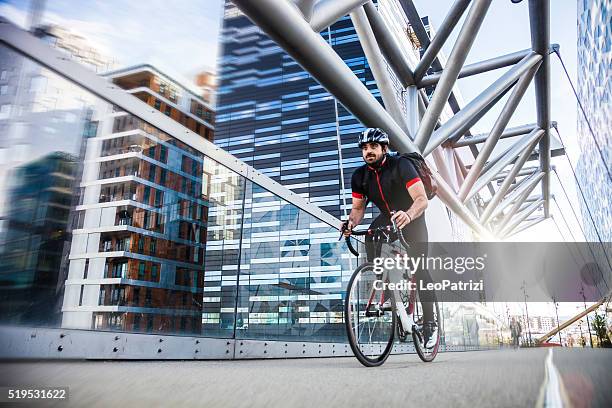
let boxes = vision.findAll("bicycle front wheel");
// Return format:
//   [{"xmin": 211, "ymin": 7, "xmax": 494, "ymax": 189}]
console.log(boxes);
[
  {"xmin": 345, "ymin": 263, "xmax": 395, "ymax": 367},
  {"xmin": 412, "ymin": 290, "xmax": 441, "ymax": 362}
]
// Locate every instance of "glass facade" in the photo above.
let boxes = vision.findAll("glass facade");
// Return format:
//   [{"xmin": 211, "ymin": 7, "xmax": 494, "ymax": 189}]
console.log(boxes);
[
  {"xmin": 0, "ymin": 16, "xmax": 503, "ymax": 352},
  {"xmin": 576, "ymin": 0, "xmax": 612, "ymax": 243}
]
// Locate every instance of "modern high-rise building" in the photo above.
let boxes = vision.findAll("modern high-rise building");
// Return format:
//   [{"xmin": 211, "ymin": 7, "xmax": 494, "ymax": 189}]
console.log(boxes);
[
  {"xmin": 213, "ymin": 0, "xmax": 471, "ymax": 343},
  {"xmin": 576, "ymin": 0, "xmax": 612, "ymax": 243},
  {"xmin": 60, "ymin": 65, "xmax": 215, "ymax": 334},
  {"xmin": 0, "ymin": 24, "xmax": 114, "ymax": 326}
]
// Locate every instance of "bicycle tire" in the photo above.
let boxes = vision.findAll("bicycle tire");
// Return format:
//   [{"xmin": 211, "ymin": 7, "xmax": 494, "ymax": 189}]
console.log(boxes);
[
  {"xmin": 345, "ymin": 263, "xmax": 395, "ymax": 367},
  {"xmin": 412, "ymin": 291, "xmax": 440, "ymax": 362}
]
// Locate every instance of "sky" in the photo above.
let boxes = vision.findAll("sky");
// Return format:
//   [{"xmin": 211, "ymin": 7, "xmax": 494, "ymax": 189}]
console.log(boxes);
[{"xmin": 0, "ymin": 0, "xmax": 601, "ymax": 318}]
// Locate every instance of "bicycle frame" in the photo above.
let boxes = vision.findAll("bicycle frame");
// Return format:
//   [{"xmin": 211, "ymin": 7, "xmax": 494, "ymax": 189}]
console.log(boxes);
[{"xmin": 363, "ymin": 261, "xmax": 418, "ymax": 335}]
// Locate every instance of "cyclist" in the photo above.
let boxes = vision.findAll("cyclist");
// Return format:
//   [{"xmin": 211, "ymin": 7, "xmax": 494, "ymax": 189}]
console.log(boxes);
[{"xmin": 342, "ymin": 127, "xmax": 437, "ymax": 348}]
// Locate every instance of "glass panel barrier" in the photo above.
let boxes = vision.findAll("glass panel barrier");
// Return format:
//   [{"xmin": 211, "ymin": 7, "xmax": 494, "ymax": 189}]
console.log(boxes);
[{"xmin": 0, "ymin": 41, "xmax": 499, "ymax": 349}]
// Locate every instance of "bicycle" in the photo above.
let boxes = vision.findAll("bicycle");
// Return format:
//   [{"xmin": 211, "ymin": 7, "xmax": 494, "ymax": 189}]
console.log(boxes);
[{"xmin": 342, "ymin": 217, "xmax": 441, "ymax": 367}]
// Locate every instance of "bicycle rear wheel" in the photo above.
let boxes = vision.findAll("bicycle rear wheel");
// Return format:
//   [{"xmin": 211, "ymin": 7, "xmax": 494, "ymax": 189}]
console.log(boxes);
[
  {"xmin": 412, "ymin": 290, "xmax": 440, "ymax": 362},
  {"xmin": 345, "ymin": 263, "xmax": 395, "ymax": 367}
]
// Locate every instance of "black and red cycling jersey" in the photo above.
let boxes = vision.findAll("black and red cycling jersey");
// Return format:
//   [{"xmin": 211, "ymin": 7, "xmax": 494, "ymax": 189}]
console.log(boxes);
[{"xmin": 351, "ymin": 153, "xmax": 422, "ymax": 216}]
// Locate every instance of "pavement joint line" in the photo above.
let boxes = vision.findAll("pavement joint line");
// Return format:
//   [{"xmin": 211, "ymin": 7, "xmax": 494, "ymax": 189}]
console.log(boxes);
[{"xmin": 536, "ymin": 349, "xmax": 571, "ymax": 408}]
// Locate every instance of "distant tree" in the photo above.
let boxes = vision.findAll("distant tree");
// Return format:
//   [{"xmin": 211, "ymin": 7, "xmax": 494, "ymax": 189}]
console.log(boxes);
[{"xmin": 592, "ymin": 312, "xmax": 611, "ymax": 348}]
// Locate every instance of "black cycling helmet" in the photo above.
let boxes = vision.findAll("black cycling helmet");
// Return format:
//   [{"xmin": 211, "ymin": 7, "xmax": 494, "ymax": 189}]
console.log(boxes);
[{"xmin": 358, "ymin": 128, "xmax": 389, "ymax": 148}]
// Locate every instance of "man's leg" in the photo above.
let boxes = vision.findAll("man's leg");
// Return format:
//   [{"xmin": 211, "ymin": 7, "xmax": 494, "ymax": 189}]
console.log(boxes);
[
  {"xmin": 364, "ymin": 214, "xmax": 388, "ymax": 262},
  {"xmin": 400, "ymin": 219, "xmax": 434, "ymax": 323}
]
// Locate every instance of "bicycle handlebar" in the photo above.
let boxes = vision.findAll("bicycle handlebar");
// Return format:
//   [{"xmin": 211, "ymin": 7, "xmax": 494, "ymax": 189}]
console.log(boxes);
[{"xmin": 341, "ymin": 212, "xmax": 410, "ymax": 257}]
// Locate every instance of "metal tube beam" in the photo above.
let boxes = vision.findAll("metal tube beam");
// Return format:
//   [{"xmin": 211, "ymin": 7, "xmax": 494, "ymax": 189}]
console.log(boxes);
[
  {"xmin": 454, "ymin": 123, "xmax": 537, "ymax": 147},
  {"xmin": 294, "ymin": 0, "xmax": 317, "ymax": 21},
  {"xmin": 466, "ymin": 128, "xmax": 543, "ymax": 202},
  {"xmin": 310, "ymin": 0, "xmax": 370, "ymax": 32},
  {"xmin": 457, "ymin": 62, "xmax": 540, "ymax": 202},
  {"xmin": 501, "ymin": 199, "xmax": 545, "ymax": 237},
  {"xmin": 457, "ymin": 121, "xmax": 556, "ymax": 147},
  {"xmin": 480, "ymin": 131, "xmax": 543, "ymax": 224},
  {"xmin": 233, "ymin": 0, "xmax": 418, "ymax": 153},
  {"xmin": 363, "ymin": 1, "xmax": 415, "ymax": 87},
  {"xmin": 503, "ymin": 216, "xmax": 546, "ymax": 239},
  {"xmin": 420, "ymin": 48, "xmax": 530, "ymax": 87},
  {"xmin": 399, "ymin": 0, "xmax": 433, "ymax": 50},
  {"xmin": 413, "ymin": 0, "xmax": 471, "ymax": 83},
  {"xmin": 492, "ymin": 166, "xmax": 539, "ymax": 180},
  {"xmin": 350, "ymin": 6, "xmax": 411, "ymax": 136},
  {"xmin": 424, "ymin": 52, "xmax": 542, "ymax": 156},
  {"xmin": 489, "ymin": 171, "xmax": 544, "ymax": 222},
  {"xmin": 419, "ymin": 45, "xmax": 557, "ymax": 88},
  {"xmin": 528, "ymin": 0, "xmax": 551, "ymax": 217},
  {"xmin": 431, "ymin": 172, "xmax": 494, "ymax": 239},
  {"xmin": 235, "ymin": 0, "xmax": 493, "ymax": 238},
  {"xmin": 414, "ymin": 0, "xmax": 492, "ymax": 152}
]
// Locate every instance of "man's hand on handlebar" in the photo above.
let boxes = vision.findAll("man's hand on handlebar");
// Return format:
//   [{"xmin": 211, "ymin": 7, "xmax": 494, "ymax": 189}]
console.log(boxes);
[
  {"xmin": 341, "ymin": 219, "xmax": 354, "ymax": 238},
  {"xmin": 391, "ymin": 210, "xmax": 411, "ymax": 229}
]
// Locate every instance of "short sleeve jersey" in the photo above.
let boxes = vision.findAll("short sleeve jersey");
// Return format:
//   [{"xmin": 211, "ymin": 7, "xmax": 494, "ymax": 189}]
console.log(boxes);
[{"xmin": 351, "ymin": 154, "xmax": 421, "ymax": 216}]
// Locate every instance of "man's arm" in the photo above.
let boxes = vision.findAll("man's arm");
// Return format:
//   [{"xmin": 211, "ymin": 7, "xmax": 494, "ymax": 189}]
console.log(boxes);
[
  {"xmin": 342, "ymin": 196, "xmax": 367, "ymax": 236},
  {"xmin": 391, "ymin": 159, "xmax": 429, "ymax": 229},
  {"xmin": 392, "ymin": 182, "xmax": 428, "ymax": 228}
]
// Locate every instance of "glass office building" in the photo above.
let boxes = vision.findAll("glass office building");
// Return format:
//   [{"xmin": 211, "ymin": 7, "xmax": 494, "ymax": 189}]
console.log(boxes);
[{"xmin": 576, "ymin": 0, "xmax": 612, "ymax": 243}]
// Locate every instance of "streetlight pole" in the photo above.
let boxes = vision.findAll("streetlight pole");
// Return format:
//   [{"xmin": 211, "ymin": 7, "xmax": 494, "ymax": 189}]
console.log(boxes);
[
  {"xmin": 521, "ymin": 280, "xmax": 532, "ymax": 346},
  {"xmin": 553, "ymin": 298, "xmax": 562, "ymax": 346},
  {"xmin": 577, "ymin": 306, "xmax": 585, "ymax": 347},
  {"xmin": 580, "ymin": 285, "xmax": 594, "ymax": 348}
]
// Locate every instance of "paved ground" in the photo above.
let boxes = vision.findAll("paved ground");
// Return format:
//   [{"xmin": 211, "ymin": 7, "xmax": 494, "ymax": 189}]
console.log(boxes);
[{"xmin": 0, "ymin": 348, "xmax": 610, "ymax": 407}]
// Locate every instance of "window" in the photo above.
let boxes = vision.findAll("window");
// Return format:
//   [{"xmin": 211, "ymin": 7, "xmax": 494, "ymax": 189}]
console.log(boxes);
[
  {"xmin": 159, "ymin": 145, "xmax": 167, "ymax": 163},
  {"xmin": 164, "ymin": 105, "xmax": 171, "ymax": 116},
  {"xmin": 154, "ymin": 99, "xmax": 161, "ymax": 110},
  {"xmin": 159, "ymin": 168, "xmax": 167, "ymax": 185},
  {"xmin": 98, "ymin": 288, "xmax": 106, "ymax": 305},
  {"xmin": 133, "ymin": 314, "xmax": 141, "ymax": 330},
  {"xmin": 0, "ymin": 104, "xmax": 11, "ymax": 120},
  {"xmin": 155, "ymin": 190, "xmax": 163, "ymax": 207},
  {"xmin": 145, "ymin": 288, "xmax": 152, "ymax": 307},
  {"xmin": 78, "ymin": 285, "xmax": 85, "ymax": 306},
  {"xmin": 29, "ymin": 76, "xmax": 47, "ymax": 93},
  {"xmin": 133, "ymin": 287, "xmax": 140, "ymax": 305},
  {"xmin": 143, "ymin": 186, "xmax": 151, "ymax": 204},
  {"xmin": 149, "ymin": 238, "xmax": 157, "ymax": 254},
  {"xmin": 0, "ymin": 85, "xmax": 8, "ymax": 95},
  {"xmin": 0, "ymin": 70, "xmax": 7, "ymax": 80},
  {"xmin": 138, "ymin": 262, "xmax": 146, "ymax": 280},
  {"xmin": 138, "ymin": 236, "xmax": 144, "ymax": 252},
  {"xmin": 148, "ymin": 164, "xmax": 156, "ymax": 182},
  {"xmin": 147, "ymin": 315, "xmax": 153, "ymax": 332},
  {"xmin": 151, "ymin": 264, "xmax": 159, "ymax": 281},
  {"xmin": 83, "ymin": 259, "xmax": 89, "ymax": 279},
  {"xmin": 148, "ymin": 145, "xmax": 156, "ymax": 159}
]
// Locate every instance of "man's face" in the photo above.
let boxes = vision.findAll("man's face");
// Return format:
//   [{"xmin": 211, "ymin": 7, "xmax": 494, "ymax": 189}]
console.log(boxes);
[{"xmin": 361, "ymin": 142, "xmax": 386, "ymax": 164}]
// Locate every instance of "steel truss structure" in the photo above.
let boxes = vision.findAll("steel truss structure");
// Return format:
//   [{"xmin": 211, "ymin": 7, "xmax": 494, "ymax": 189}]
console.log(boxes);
[{"xmin": 233, "ymin": 0, "xmax": 561, "ymax": 239}]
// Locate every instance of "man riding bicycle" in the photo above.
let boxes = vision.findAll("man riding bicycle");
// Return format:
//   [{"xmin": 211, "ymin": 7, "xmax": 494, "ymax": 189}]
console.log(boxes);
[{"xmin": 342, "ymin": 127, "xmax": 438, "ymax": 348}]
